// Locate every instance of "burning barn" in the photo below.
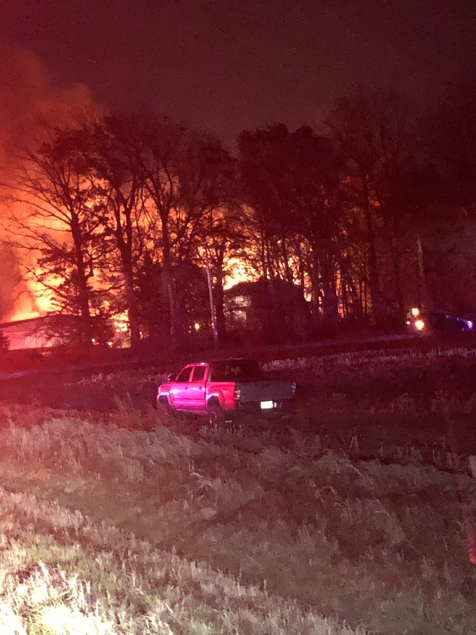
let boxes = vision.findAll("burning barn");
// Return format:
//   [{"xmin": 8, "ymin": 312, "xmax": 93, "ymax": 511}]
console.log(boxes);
[{"xmin": 0, "ymin": 315, "xmax": 78, "ymax": 350}]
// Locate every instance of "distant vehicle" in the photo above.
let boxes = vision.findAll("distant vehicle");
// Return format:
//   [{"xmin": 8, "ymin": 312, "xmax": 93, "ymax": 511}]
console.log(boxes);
[
  {"xmin": 157, "ymin": 358, "xmax": 296, "ymax": 427},
  {"xmin": 406, "ymin": 308, "xmax": 474, "ymax": 334}
]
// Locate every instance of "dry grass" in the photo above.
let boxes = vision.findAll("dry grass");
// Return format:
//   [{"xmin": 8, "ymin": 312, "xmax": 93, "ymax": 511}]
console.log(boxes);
[
  {"xmin": 0, "ymin": 404, "xmax": 475, "ymax": 633},
  {"xmin": 0, "ymin": 486, "xmax": 361, "ymax": 635}
]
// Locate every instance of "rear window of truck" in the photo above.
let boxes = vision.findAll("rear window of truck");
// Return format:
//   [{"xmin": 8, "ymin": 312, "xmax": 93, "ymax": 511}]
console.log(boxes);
[{"xmin": 209, "ymin": 360, "xmax": 262, "ymax": 381}]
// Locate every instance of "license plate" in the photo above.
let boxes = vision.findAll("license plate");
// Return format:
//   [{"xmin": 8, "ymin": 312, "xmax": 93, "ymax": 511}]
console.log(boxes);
[{"xmin": 260, "ymin": 400, "xmax": 274, "ymax": 410}]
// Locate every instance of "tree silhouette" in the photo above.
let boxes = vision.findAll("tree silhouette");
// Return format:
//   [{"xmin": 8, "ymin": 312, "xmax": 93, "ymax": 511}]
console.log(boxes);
[{"xmin": 6, "ymin": 125, "xmax": 104, "ymax": 344}]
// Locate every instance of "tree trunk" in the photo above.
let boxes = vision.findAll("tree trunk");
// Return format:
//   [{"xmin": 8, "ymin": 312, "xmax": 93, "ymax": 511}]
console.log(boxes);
[
  {"xmin": 214, "ymin": 264, "xmax": 226, "ymax": 345},
  {"xmin": 415, "ymin": 232, "xmax": 430, "ymax": 310},
  {"xmin": 340, "ymin": 255, "xmax": 364, "ymax": 319},
  {"xmin": 362, "ymin": 175, "xmax": 385, "ymax": 323},
  {"xmin": 71, "ymin": 216, "xmax": 92, "ymax": 346},
  {"xmin": 123, "ymin": 263, "xmax": 141, "ymax": 349},
  {"xmin": 383, "ymin": 207, "xmax": 405, "ymax": 321},
  {"xmin": 280, "ymin": 228, "xmax": 292, "ymax": 283},
  {"xmin": 320, "ymin": 253, "xmax": 339, "ymax": 327},
  {"xmin": 310, "ymin": 258, "xmax": 322, "ymax": 328},
  {"xmin": 390, "ymin": 234, "xmax": 405, "ymax": 321},
  {"xmin": 161, "ymin": 215, "xmax": 177, "ymax": 346}
]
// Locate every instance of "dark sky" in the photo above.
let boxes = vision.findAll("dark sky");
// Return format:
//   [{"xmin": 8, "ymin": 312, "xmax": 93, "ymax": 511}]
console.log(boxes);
[{"xmin": 1, "ymin": 0, "xmax": 475, "ymax": 148}]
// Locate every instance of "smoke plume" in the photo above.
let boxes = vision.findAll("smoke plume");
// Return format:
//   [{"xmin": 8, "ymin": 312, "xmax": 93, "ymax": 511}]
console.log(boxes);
[{"xmin": 0, "ymin": 44, "xmax": 100, "ymax": 321}]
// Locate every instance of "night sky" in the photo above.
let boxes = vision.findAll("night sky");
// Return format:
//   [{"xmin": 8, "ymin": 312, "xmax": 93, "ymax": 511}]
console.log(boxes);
[{"xmin": 1, "ymin": 0, "xmax": 476, "ymax": 148}]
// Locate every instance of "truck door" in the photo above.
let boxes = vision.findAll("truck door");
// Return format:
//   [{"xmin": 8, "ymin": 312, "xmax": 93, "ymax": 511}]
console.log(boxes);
[
  {"xmin": 169, "ymin": 365, "xmax": 193, "ymax": 410},
  {"xmin": 188, "ymin": 364, "xmax": 209, "ymax": 411}
]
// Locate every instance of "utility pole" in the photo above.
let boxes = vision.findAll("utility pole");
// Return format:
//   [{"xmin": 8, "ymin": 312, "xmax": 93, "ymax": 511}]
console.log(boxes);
[
  {"xmin": 204, "ymin": 246, "xmax": 219, "ymax": 349},
  {"xmin": 416, "ymin": 233, "xmax": 429, "ymax": 310}
]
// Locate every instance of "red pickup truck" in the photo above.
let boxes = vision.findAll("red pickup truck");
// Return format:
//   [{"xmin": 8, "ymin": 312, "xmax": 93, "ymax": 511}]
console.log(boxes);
[{"xmin": 157, "ymin": 358, "xmax": 296, "ymax": 426}]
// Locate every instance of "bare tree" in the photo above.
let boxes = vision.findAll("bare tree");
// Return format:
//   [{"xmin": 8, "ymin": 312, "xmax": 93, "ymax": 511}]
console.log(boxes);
[
  {"xmin": 116, "ymin": 115, "xmax": 239, "ymax": 345},
  {"xmin": 5, "ymin": 126, "xmax": 103, "ymax": 344},
  {"xmin": 327, "ymin": 89, "xmax": 418, "ymax": 323},
  {"xmin": 89, "ymin": 117, "xmax": 147, "ymax": 349},
  {"xmin": 135, "ymin": 116, "xmax": 202, "ymax": 343},
  {"xmin": 239, "ymin": 124, "xmax": 345, "ymax": 333}
]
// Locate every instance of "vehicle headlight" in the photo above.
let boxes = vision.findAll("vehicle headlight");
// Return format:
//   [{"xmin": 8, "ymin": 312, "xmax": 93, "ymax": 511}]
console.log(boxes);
[{"xmin": 415, "ymin": 320, "xmax": 425, "ymax": 331}]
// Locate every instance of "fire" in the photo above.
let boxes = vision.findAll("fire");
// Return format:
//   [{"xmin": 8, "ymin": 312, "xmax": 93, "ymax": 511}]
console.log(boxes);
[
  {"xmin": 0, "ymin": 45, "xmax": 101, "ymax": 324},
  {"xmin": 224, "ymin": 258, "xmax": 257, "ymax": 290},
  {"xmin": 7, "ymin": 287, "xmax": 53, "ymax": 322}
]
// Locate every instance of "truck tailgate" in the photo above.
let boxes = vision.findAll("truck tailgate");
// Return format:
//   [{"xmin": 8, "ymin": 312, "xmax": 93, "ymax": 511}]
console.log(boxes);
[{"xmin": 235, "ymin": 380, "xmax": 293, "ymax": 403}]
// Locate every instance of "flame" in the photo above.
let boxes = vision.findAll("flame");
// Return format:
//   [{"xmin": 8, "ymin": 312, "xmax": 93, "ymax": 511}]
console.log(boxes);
[
  {"xmin": 0, "ymin": 46, "xmax": 101, "ymax": 324},
  {"xmin": 7, "ymin": 287, "xmax": 53, "ymax": 322},
  {"xmin": 224, "ymin": 258, "xmax": 257, "ymax": 289}
]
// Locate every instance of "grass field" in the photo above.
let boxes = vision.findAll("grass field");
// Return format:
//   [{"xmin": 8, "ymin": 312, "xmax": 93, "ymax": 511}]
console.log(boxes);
[
  {"xmin": 2, "ymin": 341, "xmax": 476, "ymax": 633},
  {"xmin": 0, "ymin": 395, "xmax": 476, "ymax": 634}
]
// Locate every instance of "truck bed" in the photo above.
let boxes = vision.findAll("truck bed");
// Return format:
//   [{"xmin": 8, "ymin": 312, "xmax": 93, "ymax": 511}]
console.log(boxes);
[{"xmin": 235, "ymin": 379, "xmax": 294, "ymax": 403}]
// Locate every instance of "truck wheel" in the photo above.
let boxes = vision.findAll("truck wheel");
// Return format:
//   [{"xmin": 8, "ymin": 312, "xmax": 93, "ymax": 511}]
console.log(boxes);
[
  {"xmin": 158, "ymin": 396, "xmax": 175, "ymax": 417},
  {"xmin": 208, "ymin": 404, "xmax": 226, "ymax": 430}
]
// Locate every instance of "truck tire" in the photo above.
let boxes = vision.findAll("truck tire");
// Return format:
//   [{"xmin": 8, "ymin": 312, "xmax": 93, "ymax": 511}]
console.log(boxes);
[
  {"xmin": 157, "ymin": 396, "xmax": 175, "ymax": 417},
  {"xmin": 208, "ymin": 404, "xmax": 226, "ymax": 429}
]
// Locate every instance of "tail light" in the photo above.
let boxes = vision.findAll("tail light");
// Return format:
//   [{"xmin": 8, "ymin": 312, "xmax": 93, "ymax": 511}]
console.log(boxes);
[
  {"xmin": 233, "ymin": 388, "xmax": 241, "ymax": 402},
  {"xmin": 292, "ymin": 381, "xmax": 297, "ymax": 396}
]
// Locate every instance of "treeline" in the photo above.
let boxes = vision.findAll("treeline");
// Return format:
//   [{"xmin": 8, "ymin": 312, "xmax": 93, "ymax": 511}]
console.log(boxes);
[{"xmin": 4, "ymin": 84, "xmax": 476, "ymax": 350}]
